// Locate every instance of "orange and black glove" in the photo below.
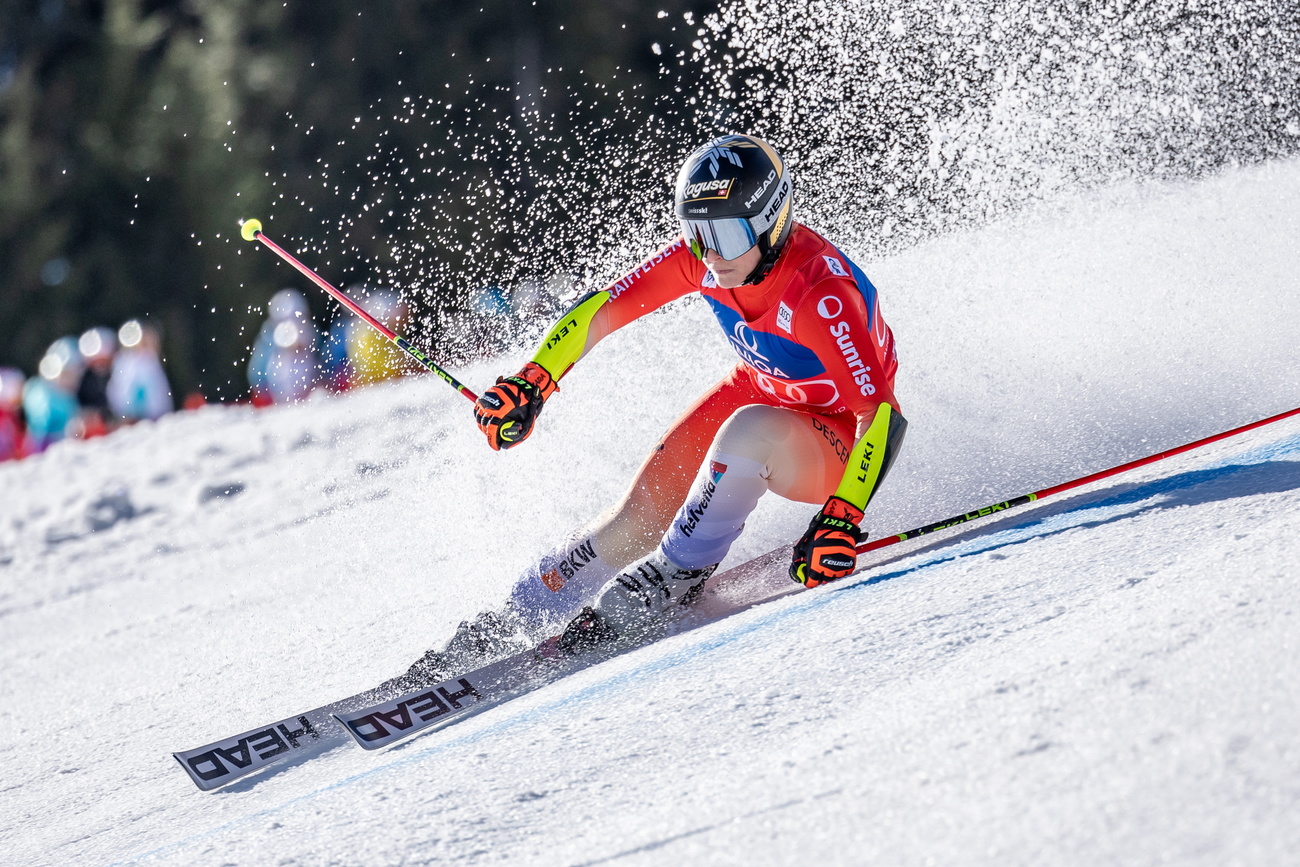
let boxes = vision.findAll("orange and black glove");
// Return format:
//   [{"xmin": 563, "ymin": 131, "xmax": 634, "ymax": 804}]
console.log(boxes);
[
  {"xmin": 473, "ymin": 361, "xmax": 558, "ymax": 450},
  {"xmin": 790, "ymin": 496, "xmax": 865, "ymax": 588}
]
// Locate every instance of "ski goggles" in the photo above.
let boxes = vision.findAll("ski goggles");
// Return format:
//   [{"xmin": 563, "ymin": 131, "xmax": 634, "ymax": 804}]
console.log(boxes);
[{"xmin": 681, "ymin": 216, "xmax": 758, "ymax": 261}]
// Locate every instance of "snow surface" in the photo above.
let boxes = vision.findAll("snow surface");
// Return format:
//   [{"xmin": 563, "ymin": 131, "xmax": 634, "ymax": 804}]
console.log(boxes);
[{"xmin": 3, "ymin": 159, "xmax": 1300, "ymax": 866}]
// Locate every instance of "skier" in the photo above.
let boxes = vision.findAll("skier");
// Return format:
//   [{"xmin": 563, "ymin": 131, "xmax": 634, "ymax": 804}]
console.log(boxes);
[{"xmin": 406, "ymin": 134, "xmax": 907, "ymax": 680}]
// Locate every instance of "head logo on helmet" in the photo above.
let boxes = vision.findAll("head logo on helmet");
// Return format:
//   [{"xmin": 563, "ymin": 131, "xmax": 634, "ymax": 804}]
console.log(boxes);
[{"xmin": 674, "ymin": 134, "xmax": 795, "ymax": 285}]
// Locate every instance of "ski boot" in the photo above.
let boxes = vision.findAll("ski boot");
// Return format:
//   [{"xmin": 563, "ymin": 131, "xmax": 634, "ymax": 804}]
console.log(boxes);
[
  {"xmin": 556, "ymin": 606, "xmax": 620, "ymax": 655},
  {"xmin": 397, "ymin": 608, "xmax": 529, "ymax": 689},
  {"xmin": 558, "ymin": 546, "xmax": 718, "ymax": 652}
]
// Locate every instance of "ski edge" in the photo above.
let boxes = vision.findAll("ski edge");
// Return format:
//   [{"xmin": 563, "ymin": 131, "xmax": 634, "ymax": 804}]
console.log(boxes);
[
  {"xmin": 332, "ymin": 642, "xmax": 568, "ymax": 750},
  {"xmin": 172, "ymin": 706, "xmax": 339, "ymax": 792}
]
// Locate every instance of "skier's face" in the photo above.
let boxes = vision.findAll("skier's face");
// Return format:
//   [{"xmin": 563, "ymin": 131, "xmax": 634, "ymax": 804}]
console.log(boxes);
[{"xmin": 702, "ymin": 244, "xmax": 762, "ymax": 289}]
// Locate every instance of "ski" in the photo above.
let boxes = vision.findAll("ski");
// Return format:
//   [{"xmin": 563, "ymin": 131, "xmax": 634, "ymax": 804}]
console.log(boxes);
[
  {"xmin": 172, "ymin": 681, "xmax": 399, "ymax": 791},
  {"xmin": 172, "ymin": 638, "xmax": 582, "ymax": 791},
  {"xmin": 174, "ymin": 557, "xmax": 823, "ymax": 791},
  {"xmin": 333, "ymin": 637, "xmax": 576, "ymax": 750},
  {"xmin": 172, "ymin": 530, "xmax": 948, "ymax": 792}
]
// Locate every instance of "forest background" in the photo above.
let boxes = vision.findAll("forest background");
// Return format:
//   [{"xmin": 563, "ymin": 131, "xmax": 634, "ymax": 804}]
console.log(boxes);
[
  {"xmin": 0, "ymin": 0, "xmax": 718, "ymax": 399},
  {"xmin": 3, "ymin": 1, "xmax": 1297, "ymax": 401}
]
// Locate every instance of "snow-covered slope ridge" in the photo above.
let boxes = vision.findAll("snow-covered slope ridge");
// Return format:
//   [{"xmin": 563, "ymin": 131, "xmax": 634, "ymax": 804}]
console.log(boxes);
[{"xmin": 2, "ymin": 160, "xmax": 1299, "ymax": 866}]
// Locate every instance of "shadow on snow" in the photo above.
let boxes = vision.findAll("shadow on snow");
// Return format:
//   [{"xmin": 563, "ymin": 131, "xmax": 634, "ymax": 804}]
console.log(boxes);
[{"xmin": 856, "ymin": 457, "xmax": 1300, "ymax": 591}]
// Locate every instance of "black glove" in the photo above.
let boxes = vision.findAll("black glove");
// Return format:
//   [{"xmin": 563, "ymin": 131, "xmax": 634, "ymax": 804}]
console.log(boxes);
[
  {"xmin": 790, "ymin": 496, "xmax": 865, "ymax": 588},
  {"xmin": 473, "ymin": 361, "xmax": 557, "ymax": 450}
]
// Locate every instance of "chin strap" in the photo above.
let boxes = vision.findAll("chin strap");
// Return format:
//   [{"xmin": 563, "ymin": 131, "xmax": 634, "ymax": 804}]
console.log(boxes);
[
  {"xmin": 742, "ymin": 215, "xmax": 794, "ymax": 285},
  {"xmin": 742, "ymin": 244, "xmax": 783, "ymax": 285}
]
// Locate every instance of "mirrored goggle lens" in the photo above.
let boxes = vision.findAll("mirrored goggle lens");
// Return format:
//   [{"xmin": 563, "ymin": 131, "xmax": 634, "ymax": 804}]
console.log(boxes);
[{"xmin": 682, "ymin": 217, "xmax": 757, "ymax": 261}]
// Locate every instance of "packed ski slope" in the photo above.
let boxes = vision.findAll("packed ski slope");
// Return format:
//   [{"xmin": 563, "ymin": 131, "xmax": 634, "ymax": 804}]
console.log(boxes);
[{"xmin": 3, "ymin": 159, "xmax": 1300, "ymax": 866}]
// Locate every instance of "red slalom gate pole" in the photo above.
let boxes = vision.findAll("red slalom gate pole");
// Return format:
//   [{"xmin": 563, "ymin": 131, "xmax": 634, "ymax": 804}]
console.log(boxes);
[
  {"xmin": 859, "ymin": 404, "xmax": 1300, "ymax": 555},
  {"xmin": 239, "ymin": 218, "xmax": 479, "ymax": 403}
]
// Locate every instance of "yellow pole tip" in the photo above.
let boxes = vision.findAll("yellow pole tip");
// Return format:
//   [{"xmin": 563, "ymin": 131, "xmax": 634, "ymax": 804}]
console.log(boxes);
[{"xmin": 239, "ymin": 219, "xmax": 263, "ymax": 241}]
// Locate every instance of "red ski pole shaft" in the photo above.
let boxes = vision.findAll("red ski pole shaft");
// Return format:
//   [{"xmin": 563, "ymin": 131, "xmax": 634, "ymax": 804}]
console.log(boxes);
[
  {"xmin": 239, "ymin": 218, "xmax": 478, "ymax": 403},
  {"xmin": 860, "ymin": 404, "xmax": 1300, "ymax": 555}
]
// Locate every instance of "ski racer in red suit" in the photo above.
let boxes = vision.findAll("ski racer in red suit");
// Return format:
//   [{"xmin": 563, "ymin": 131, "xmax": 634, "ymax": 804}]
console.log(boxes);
[{"xmin": 406, "ymin": 134, "xmax": 907, "ymax": 679}]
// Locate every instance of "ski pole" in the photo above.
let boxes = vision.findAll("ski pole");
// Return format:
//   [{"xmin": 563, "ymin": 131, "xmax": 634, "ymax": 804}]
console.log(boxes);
[
  {"xmin": 860, "ymin": 403, "xmax": 1300, "ymax": 555},
  {"xmin": 238, "ymin": 218, "xmax": 479, "ymax": 402}
]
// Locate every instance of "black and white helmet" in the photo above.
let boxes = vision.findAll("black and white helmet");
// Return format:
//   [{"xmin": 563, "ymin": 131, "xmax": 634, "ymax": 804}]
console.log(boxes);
[{"xmin": 674, "ymin": 134, "xmax": 794, "ymax": 284}]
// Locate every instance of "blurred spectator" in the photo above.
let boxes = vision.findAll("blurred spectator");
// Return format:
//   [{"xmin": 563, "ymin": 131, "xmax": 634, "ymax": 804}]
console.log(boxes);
[
  {"xmin": 472, "ymin": 283, "xmax": 512, "ymax": 319},
  {"xmin": 0, "ymin": 367, "xmax": 27, "ymax": 461},
  {"xmin": 346, "ymin": 289, "xmax": 414, "ymax": 386},
  {"xmin": 465, "ymin": 283, "xmax": 514, "ymax": 357},
  {"xmin": 319, "ymin": 315, "xmax": 354, "ymax": 393},
  {"xmin": 511, "ymin": 274, "xmax": 564, "ymax": 323},
  {"xmin": 247, "ymin": 288, "xmax": 321, "ymax": 405},
  {"xmin": 107, "ymin": 319, "xmax": 173, "ymax": 423},
  {"xmin": 23, "ymin": 337, "xmax": 83, "ymax": 451},
  {"xmin": 76, "ymin": 326, "xmax": 118, "ymax": 437}
]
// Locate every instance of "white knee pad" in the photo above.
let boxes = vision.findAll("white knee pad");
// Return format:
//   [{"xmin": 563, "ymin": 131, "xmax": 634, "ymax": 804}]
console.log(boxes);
[
  {"xmin": 661, "ymin": 450, "xmax": 768, "ymax": 569},
  {"xmin": 659, "ymin": 404, "xmax": 797, "ymax": 569}
]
